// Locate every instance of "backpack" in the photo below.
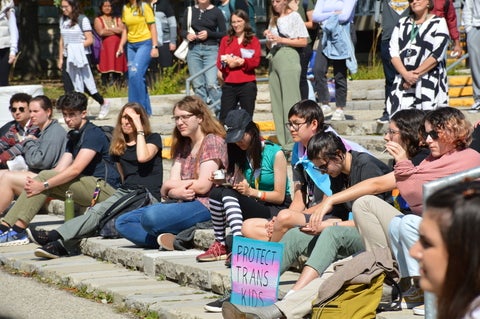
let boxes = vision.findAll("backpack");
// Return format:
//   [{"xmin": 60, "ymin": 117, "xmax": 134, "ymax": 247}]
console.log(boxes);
[
  {"xmin": 312, "ymin": 273, "xmax": 385, "ymax": 319},
  {"xmin": 78, "ymin": 14, "xmax": 101, "ymax": 65},
  {"xmin": 377, "ymin": 273, "xmax": 402, "ymax": 312},
  {"xmin": 98, "ymin": 185, "xmax": 157, "ymax": 238}
]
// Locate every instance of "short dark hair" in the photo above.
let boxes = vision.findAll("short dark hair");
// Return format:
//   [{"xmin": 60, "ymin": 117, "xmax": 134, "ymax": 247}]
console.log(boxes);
[
  {"xmin": 288, "ymin": 99, "xmax": 326, "ymax": 133},
  {"xmin": 306, "ymin": 131, "xmax": 346, "ymax": 160},
  {"xmin": 9, "ymin": 93, "xmax": 32, "ymax": 108},
  {"xmin": 56, "ymin": 92, "xmax": 88, "ymax": 112}
]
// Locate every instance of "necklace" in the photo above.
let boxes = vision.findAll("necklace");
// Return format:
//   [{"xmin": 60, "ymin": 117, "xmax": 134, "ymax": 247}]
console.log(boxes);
[{"xmin": 102, "ymin": 16, "xmax": 116, "ymax": 28}]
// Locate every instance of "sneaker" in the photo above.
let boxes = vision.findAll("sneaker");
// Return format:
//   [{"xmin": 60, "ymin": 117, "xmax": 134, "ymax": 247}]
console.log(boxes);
[
  {"xmin": 196, "ymin": 240, "xmax": 228, "ymax": 262},
  {"xmin": 98, "ymin": 100, "xmax": 110, "ymax": 120},
  {"xmin": 157, "ymin": 233, "xmax": 175, "ymax": 251},
  {"xmin": 0, "ymin": 228, "xmax": 29, "ymax": 247},
  {"xmin": 413, "ymin": 304, "xmax": 425, "ymax": 316},
  {"xmin": 26, "ymin": 228, "xmax": 50, "ymax": 246},
  {"xmin": 204, "ymin": 293, "xmax": 231, "ymax": 312},
  {"xmin": 34, "ymin": 241, "xmax": 68, "ymax": 259},
  {"xmin": 468, "ymin": 101, "xmax": 480, "ymax": 113},
  {"xmin": 376, "ymin": 111, "xmax": 390, "ymax": 124},
  {"xmin": 331, "ymin": 109, "xmax": 346, "ymax": 121},
  {"xmin": 401, "ymin": 286, "xmax": 424, "ymax": 309},
  {"xmin": 321, "ymin": 104, "xmax": 333, "ymax": 117}
]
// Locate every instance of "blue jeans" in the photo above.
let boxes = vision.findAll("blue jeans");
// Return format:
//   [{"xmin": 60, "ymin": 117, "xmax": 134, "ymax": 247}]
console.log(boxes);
[
  {"xmin": 127, "ymin": 39, "xmax": 152, "ymax": 115},
  {"xmin": 388, "ymin": 214, "xmax": 421, "ymax": 278},
  {"xmin": 115, "ymin": 200, "xmax": 211, "ymax": 248},
  {"xmin": 187, "ymin": 43, "xmax": 221, "ymax": 112}
]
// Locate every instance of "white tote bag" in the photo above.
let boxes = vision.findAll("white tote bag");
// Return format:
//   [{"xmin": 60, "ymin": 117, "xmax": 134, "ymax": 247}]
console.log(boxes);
[{"xmin": 174, "ymin": 7, "xmax": 193, "ymax": 61}]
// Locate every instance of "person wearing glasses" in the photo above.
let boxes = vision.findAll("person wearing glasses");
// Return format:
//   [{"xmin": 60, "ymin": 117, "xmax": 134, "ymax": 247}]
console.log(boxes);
[
  {"xmin": 0, "ymin": 93, "xmax": 39, "ymax": 169},
  {"xmin": 115, "ymin": 96, "xmax": 227, "ymax": 249},
  {"xmin": 386, "ymin": 0, "xmax": 450, "ymax": 117},
  {"xmin": 0, "ymin": 95, "xmax": 66, "ymax": 216}
]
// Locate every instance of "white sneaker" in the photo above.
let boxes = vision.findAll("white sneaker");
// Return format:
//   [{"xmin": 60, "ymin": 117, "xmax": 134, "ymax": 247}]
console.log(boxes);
[
  {"xmin": 413, "ymin": 304, "xmax": 425, "ymax": 316},
  {"xmin": 468, "ymin": 101, "xmax": 480, "ymax": 113},
  {"xmin": 331, "ymin": 109, "xmax": 346, "ymax": 121},
  {"xmin": 98, "ymin": 100, "xmax": 110, "ymax": 120},
  {"xmin": 321, "ymin": 104, "xmax": 333, "ymax": 117}
]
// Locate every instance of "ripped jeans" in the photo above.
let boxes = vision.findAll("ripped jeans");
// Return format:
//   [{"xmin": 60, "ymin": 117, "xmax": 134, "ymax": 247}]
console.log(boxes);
[
  {"xmin": 127, "ymin": 39, "xmax": 152, "ymax": 115},
  {"xmin": 187, "ymin": 43, "xmax": 221, "ymax": 113}
]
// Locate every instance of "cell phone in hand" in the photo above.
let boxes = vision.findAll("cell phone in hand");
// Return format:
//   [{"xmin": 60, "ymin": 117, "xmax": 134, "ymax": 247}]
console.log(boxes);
[{"xmin": 222, "ymin": 182, "xmax": 233, "ymax": 188}]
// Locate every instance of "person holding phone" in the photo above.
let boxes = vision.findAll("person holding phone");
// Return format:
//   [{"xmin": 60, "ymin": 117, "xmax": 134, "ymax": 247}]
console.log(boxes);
[{"xmin": 196, "ymin": 108, "xmax": 291, "ymax": 263}]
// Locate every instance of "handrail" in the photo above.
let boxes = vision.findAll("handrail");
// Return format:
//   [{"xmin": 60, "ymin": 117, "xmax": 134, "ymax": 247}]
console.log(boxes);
[{"xmin": 446, "ymin": 53, "xmax": 469, "ymax": 73}]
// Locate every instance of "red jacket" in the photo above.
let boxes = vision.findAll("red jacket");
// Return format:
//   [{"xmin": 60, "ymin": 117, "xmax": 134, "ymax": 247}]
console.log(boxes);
[
  {"xmin": 431, "ymin": 0, "xmax": 459, "ymax": 41},
  {"xmin": 216, "ymin": 35, "xmax": 261, "ymax": 84}
]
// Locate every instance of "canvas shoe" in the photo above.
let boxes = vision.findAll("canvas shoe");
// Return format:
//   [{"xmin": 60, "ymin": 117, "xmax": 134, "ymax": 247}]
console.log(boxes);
[
  {"xmin": 196, "ymin": 240, "xmax": 228, "ymax": 262},
  {"xmin": 98, "ymin": 100, "xmax": 110, "ymax": 120},
  {"xmin": 376, "ymin": 110, "xmax": 390, "ymax": 124},
  {"xmin": 157, "ymin": 233, "xmax": 175, "ymax": 251},
  {"xmin": 34, "ymin": 241, "xmax": 68, "ymax": 259},
  {"xmin": 331, "ymin": 109, "xmax": 346, "ymax": 121},
  {"xmin": 401, "ymin": 286, "xmax": 424, "ymax": 309},
  {"xmin": 204, "ymin": 293, "xmax": 231, "ymax": 312},
  {"xmin": 26, "ymin": 228, "xmax": 50, "ymax": 246},
  {"xmin": 0, "ymin": 228, "xmax": 29, "ymax": 247},
  {"xmin": 413, "ymin": 304, "xmax": 425, "ymax": 316},
  {"xmin": 321, "ymin": 104, "xmax": 333, "ymax": 117},
  {"xmin": 468, "ymin": 101, "xmax": 480, "ymax": 113}
]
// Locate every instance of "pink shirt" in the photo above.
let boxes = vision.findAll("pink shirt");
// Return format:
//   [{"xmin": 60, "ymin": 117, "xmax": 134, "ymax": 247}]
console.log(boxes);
[{"xmin": 394, "ymin": 148, "xmax": 480, "ymax": 215}]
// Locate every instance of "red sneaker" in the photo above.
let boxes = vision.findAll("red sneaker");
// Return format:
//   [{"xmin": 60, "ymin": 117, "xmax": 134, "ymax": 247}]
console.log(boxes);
[{"xmin": 196, "ymin": 241, "xmax": 228, "ymax": 262}]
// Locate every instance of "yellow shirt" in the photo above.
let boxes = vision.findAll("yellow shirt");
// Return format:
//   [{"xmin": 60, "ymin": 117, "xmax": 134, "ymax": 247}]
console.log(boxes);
[{"xmin": 122, "ymin": 2, "xmax": 155, "ymax": 43}]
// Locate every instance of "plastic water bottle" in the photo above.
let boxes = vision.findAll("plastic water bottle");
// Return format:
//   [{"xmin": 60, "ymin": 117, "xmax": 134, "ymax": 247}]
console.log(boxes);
[{"xmin": 64, "ymin": 190, "xmax": 74, "ymax": 221}]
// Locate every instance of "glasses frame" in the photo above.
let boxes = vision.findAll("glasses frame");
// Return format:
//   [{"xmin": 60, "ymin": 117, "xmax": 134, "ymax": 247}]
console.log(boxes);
[
  {"xmin": 172, "ymin": 113, "xmax": 195, "ymax": 123},
  {"xmin": 285, "ymin": 121, "xmax": 307, "ymax": 132},
  {"xmin": 384, "ymin": 128, "xmax": 401, "ymax": 136},
  {"xmin": 9, "ymin": 107, "xmax": 26, "ymax": 113}
]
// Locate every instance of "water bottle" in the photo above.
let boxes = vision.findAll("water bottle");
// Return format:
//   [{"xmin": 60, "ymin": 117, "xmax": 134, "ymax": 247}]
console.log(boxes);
[{"xmin": 64, "ymin": 190, "xmax": 74, "ymax": 221}]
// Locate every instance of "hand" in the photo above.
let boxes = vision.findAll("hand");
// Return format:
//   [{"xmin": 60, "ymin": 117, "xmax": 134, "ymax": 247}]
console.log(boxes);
[
  {"xmin": 124, "ymin": 108, "xmax": 143, "ymax": 131},
  {"xmin": 300, "ymin": 219, "xmax": 340, "ymax": 235},
  {"xmin": 171, "ymin": 182, "xmax": 195, "ymax": 201},
  {"xmin": 233, "ymin": 179, "xmax": 250, "ymax": 196},
  {"xmin": 385, "ymin": 141, "xmax": 408, "ymax": 162},
  {"xmin": 57, "ymin": 58, "xmax": 63, "ymax": 70},
  {"xmin": 196, "ymin": 30, "xmax": 208, "ymax": 41},
  {"xmin": 186, "ymin": 32, "xmax": 197, "ymax": 41},
  {"xmin": 8, "ymin": 54, "xmax": 15, "ymax": 64},
  {"xmin": 169, "ymin": 43, "xmax": 176, "ymax": 51},
  {"xmin": 402, "ymin": 70, "xmax": 419, "ymax": 86},
  {"xmin": 151, "ymin": 47, "xmax": 159, "ymax": 58},
  {"xmin": 451, "ymin": 43, "xmax": 462, "ymax": 58},
  {"xmin": 116, "ymin": 48, "xmax": 123, "ymax": 58},
  {"xmin": 308, "ymin": 198, "xmax": 334, "ymax": 232},
  {"xmin": 24, "ymin": 177, "xmax": 45, "ymax": 197}
]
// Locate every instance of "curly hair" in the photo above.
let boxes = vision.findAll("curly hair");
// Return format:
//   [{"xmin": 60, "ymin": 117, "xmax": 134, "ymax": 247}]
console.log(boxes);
[
  {"xmin": 171, "ymin": 96, "xmax": 226, "ymax": 159},
  {"xmin": 390, "ymin": 109, "xmax": 426, "ymax": 158},
  {"xmin": 226, "ymin": 9, "xmax": 255, "ymax": 46},
  {"xmin": 425, "ymin": 181, "xmax": 480, "ymax": 319},
  {"xmin": 423, "ymin": 107, "xmax": 472, "ymax": 150},
  {"xmin": 110, "ymin": 102, "xmax": 152, "ymax": 156}
]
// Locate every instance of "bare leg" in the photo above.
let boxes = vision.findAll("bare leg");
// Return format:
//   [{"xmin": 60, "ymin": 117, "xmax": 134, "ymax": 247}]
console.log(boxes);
[
  {"xmin": 291, "ymin": 265, "xmax": 319, "ymax": 291},
  {"xmin": 0, "ymin": 171, "xmax": 36, "ymax": 214},
  {"xmin": 270, "ymin": 209, "xmax": 307, "ymax": 242},
  {"xmin": 241, "ymin": 218, "xmax": 270, "ymax": 240}
]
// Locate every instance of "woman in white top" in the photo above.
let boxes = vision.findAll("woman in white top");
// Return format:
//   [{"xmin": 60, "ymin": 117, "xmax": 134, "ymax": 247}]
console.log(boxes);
[
  {"xmin": 0, "ymin": 0, "xmax": 18, "ymax": 86},
  {"xmin": 265, "ymin": 0, "xmax": 309, "ymax": 153},
  {"xmin": 58, "ymin": 0, "xmax": 110, "ymax": 120}
]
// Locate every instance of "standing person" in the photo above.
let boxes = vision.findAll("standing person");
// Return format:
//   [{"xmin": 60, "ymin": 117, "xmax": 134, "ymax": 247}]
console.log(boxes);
[
  {"xmin": 151, "ymin": 0, "xmax": 177, "ymax": 69},
  {"xmin": 386, "ymin": 0, "xmax": 450, "ymax": 116},
  {"xmin": 410, "ymin": 181, "xmax": 480, "ymax": 319},
  {"xmin": 217, "ymin": 0, "xmax": 231, "ymax": 29},
  {"xmin": 217, "ymin": 9, "xmax": 261, "ymax": 123},
  {"xmin": 30, "ymin": 102, "xmax": 163, "ymax": 259},
  {"xmin": 312, "ymin": 0, "xmax": 357, "ymax": 121},
  {"xmin": 59, "ymin": 0, "xmax": 111, "ymax": 120},
  {"xmin": 374, "ymin": 0, "xmax": 410, "ymax": 124},
  {"xmin": 0, "ymin": 0, "xmax": 18, "ymax": 86},
  {"xmin": 0, "ymin": 93, "xmax": 39, "ymax": 169},
  {"xmin": 94, "ymin": 0, "xmax": 127, "ymax": 87},
  {"xmin": 463, "ymin": 0, "xmax": 480, "ymax": 112},
  {"xmin": 0, "ymin": 92, "xmax": 120, "ymax": 246},
  {"xmin": 115, "ymin": 96, "xmax": 228, "ymax": 249},
  {"xmin": 117, "ymin": 0, "xmax": 159, "ymax": 116},
  {"xmin": 196, "ymin": 109, "xmax": 290, "ymax": 262},
  {"xmin": 181, "ymin": 0, "xmax": 226, "ymax": 114},
  {"xmin": 265, "ymin": 0, "xmax": 309, "ymax": 152},
  {"xmin": 0, "ymin": 95, "xmax": 67, "ymax": 215}
]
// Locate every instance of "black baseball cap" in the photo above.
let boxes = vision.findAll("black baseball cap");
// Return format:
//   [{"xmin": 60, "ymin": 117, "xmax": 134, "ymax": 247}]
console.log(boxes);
[{"xmin": 224, "ymin": 109, "xmax": 252, "ymax": 143}]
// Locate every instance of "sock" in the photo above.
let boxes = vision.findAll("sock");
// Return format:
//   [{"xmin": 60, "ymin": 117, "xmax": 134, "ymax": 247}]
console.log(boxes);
[
  {"xmin": 12, "ymin": 225, "xmax": 25, "ymax": 234},
  {"xmin": 0, "ymin": 224, "xmax": 9, "ymax": 233},
  {"xmin": 47, "ymin": 230, "xmax": 60, "ymax": 242}
]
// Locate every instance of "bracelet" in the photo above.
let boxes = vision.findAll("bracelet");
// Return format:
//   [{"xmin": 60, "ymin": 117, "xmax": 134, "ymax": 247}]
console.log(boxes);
[
  {"xmin": 137, "ymin": 131, "xmax": 145, "ymax": 136},
  {"xmin": 257, "ymin": 191, "xmax": 262, "ymax": 200},
  {"xmin": 261, "ymin": 191, "xmax": 267, "ymax": 201}
]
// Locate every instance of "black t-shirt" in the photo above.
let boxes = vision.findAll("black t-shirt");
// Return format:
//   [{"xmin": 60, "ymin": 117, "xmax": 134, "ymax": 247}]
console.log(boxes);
[
  {"xmin": 113, "ymin": 133, "xmax": 163, "ymax": 200},
  {"xmin": 66, "ymin": 121, "xmax": 120, "ymax": 188}
]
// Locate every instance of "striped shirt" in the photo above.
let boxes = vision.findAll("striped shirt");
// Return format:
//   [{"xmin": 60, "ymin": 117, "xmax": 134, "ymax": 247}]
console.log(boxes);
[{"xmin": 60, "ymin": 15, "xmax": 92, "ymax": 56}]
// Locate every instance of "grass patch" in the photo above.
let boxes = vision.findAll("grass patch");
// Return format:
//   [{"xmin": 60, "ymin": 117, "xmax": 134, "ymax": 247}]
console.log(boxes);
[{"xmin": 351, "ymin": 60, "xmax": 384, "ymax": 80}]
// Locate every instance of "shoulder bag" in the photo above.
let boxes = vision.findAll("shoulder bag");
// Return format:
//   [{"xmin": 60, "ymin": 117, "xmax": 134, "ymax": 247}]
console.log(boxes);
[{"xmin": 174, "ymin": 6, "xmax": 193, "ymax": 61}]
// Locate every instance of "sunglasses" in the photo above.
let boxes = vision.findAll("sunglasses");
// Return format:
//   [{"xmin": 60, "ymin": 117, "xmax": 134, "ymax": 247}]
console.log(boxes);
[
  {"xmin": 9, "ymin": 107, "xmax": 26, "ymax": 113},
  {"xmin": 422, "ymin": 129, "xmax": 439, "ymax": 140}
]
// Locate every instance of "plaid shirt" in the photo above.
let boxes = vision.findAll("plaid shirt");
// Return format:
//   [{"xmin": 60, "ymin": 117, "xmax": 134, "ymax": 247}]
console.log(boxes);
[{"xmin": 0, "ymin": 122, "xmax": 40, "ymax": 165}]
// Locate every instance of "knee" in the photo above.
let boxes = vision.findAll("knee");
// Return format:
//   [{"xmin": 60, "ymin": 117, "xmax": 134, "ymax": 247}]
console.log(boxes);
[
  {"xmin": 352, "ymin": 195, "xmax": 377, "ymax": 216},
  {"xmin": 274, "ymin": 210, "xmax": 296, "ymax": 229}
]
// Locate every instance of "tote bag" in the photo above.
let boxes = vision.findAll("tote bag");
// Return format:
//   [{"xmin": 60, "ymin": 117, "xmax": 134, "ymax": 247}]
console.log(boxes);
[{"xmin": 174, "ymin": 7, "xmax": 193, "ymax": 61}]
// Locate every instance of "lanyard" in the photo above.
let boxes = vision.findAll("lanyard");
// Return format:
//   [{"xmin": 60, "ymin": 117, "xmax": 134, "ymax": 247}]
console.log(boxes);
[{"xmin": 410, "ymin": 24, "xmax": 420, "ymax": 44}]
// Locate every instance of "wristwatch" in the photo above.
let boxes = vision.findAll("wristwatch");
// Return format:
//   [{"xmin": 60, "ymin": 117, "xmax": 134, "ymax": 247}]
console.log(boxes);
[
  {"xmin": 152, "ymin": 45, "xmax": 158, "ymax": 49},
  {"xmin": 43, "ymin": 181, "xmax": 50, "ymax": 189}
]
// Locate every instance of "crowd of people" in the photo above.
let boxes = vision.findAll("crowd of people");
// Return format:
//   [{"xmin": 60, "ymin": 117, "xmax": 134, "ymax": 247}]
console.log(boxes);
[{"xmin": 2, "ymin": 0, "xmax": 480, "ymax": 318}]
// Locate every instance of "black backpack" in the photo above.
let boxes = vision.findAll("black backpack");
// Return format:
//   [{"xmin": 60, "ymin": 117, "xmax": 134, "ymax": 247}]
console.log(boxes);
[{"xmin": 98, "ymin": 185, "xmax": 157, "ymax": 238}]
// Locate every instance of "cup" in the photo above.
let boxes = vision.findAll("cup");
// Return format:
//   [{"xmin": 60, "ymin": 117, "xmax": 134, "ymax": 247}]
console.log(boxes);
[{"xmin": 213, "ymin": 169, "xmax": 226, "ymax": 182}]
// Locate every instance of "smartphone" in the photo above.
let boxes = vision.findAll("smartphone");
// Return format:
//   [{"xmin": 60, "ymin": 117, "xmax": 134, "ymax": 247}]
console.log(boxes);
[{"xmin": 222, "ymin": 182, "xmax": 233, "ymax": 188}]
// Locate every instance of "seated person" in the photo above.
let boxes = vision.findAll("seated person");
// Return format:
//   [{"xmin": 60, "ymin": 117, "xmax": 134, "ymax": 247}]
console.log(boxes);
[
  {"xmin": 197, "ymin": 109, "xmax": 291, "ymax": 262},
  {"xmin": 30, "ymin": 102, "xmax": 163, "ymax": 259},
  {"xmin": 0, "ymin": 92, "xmax": 40, "ymax": 168},
  {"xmin": 0, "ymin": 92, "xmax": 120, "ymax": 246},
  {"xmin": 0, "ymin": 95, "xmax": 67, "ymax": 215},
  {"xmin": 115, "ymin": 96, "xmax": 228, "ymax": 249}
]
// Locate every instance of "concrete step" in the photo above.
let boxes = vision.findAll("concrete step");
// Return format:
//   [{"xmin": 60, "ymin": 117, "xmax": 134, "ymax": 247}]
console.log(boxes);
[{"xmin": 0, "ymin": 214, "xmax": 417, "ymax": 319}]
